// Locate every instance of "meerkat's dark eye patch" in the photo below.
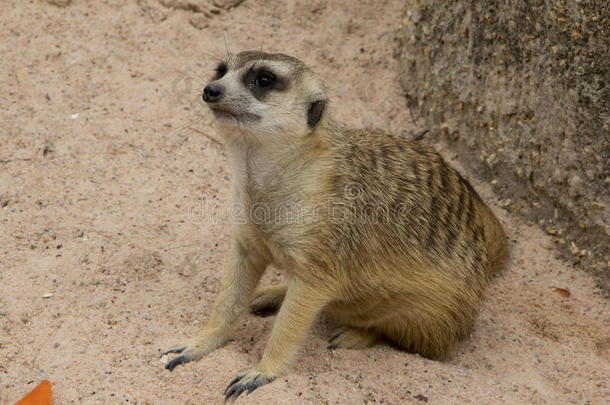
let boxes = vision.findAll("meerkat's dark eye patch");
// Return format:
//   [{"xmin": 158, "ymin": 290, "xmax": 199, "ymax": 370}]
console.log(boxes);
[
  {"xmin": 242, "ymin": 67, "xmax": 287, "ymax": 100},
  {"xmin": 214, "ymin": 63, "xmax": 228, "ymax": 79}
]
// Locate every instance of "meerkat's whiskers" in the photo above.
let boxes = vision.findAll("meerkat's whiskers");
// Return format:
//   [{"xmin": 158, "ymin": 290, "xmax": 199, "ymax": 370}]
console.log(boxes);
[
  {"xmin": 166, "ymin": 112, "xmax": 209, "ymax": 137},
  {"xmin": 223, "ymin": 32, "xmax": 232, "ymax": 57},
  {"xmin": 185, "ymin": 126, "xmax": 223, "ymax": 147}
]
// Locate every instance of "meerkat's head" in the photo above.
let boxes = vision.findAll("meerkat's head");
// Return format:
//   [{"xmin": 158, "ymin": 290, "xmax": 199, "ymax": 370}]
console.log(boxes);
[{"xmin": 202, "ymin": 51, "xmax": 327, "ymax": 141}]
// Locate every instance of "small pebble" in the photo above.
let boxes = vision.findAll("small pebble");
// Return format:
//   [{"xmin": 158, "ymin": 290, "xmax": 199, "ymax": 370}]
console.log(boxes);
[{"xmin": 42, "ymin": 293, "xmax": 54, "ymax": 298}]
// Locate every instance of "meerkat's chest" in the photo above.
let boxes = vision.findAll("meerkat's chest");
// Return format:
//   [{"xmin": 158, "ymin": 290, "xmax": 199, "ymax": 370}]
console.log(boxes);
[
  {"xmin": 227, "ymin": 143, "xmax": 328, "ymax": 268},
  {"xmin": 232, "ymin": 194, "xmax": 302, "ymax": 272},
  {"xmin": 232, "ymin": 174, "xmax": 320, "ymax": 270}
]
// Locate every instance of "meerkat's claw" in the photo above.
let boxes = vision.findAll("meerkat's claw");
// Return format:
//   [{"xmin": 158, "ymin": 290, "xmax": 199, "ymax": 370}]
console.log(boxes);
[
  {"xmin": 224, "ymin": 371, "xmax": 275, "ymax": 403},
  {"xmin": 163, "ymin": 341, "xmax": 209, "ymax": 370},
  {"xmin": 161, "ymin": 347, "xmax": 185, "ymax": 356},
  {"xmin": 328, "ymin": 327, "xmax": 378, "ymax": 350},
  {"xmin": 165, "ymin": 353, "xmax": 198, "ymax": 371}
]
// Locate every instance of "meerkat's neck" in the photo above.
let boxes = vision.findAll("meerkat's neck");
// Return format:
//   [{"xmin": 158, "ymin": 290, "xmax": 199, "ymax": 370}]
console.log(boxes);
[{"xmin": 219, "ymin": 124, "xmax": 330, "ymax": 194}]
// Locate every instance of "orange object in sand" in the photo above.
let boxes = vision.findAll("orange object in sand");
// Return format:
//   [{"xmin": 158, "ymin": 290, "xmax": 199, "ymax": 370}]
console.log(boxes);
[{"xmin": 15, "ymin": 380, "xmax": 52, "ymax": 405}]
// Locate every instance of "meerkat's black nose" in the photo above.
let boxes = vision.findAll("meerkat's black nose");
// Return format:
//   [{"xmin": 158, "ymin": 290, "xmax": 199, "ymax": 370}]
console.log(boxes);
[{"xmin": 203, "ymin": 84, "xmax": 223, "ymax": 103}]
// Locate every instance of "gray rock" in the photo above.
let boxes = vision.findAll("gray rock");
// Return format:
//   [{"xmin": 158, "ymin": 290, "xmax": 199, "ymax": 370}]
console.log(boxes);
[{"xmin": 397, "ymin": 0, "xmax": 609, "ymax": 290}]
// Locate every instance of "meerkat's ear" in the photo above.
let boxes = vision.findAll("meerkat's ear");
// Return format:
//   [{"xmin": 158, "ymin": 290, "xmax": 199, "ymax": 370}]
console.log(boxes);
[{"xmin": 307, "ymin": 98, "xmax": 326, "ymax": 128}]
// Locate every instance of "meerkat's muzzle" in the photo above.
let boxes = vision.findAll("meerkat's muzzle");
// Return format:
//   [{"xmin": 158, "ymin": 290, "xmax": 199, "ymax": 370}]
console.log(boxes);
[{"xmin": 203, "ymin": 83, "xmax": 223, "ymax": 103}]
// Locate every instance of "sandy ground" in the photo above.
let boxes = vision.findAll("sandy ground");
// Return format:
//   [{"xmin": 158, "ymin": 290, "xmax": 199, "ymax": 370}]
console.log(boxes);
[{"xmin": 0, "ymin": 0, "xmax": 608, "ymax": 404}]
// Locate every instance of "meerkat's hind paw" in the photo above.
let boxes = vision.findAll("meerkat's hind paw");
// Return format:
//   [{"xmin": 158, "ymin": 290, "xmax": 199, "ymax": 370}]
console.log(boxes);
[
  {"xmin": 249, "ymin": 285, "xmax": 286, "ymax": 317},
  {"xmin": 328, "ymin": 327, "xmax": 378, "ymax": 350},
  {"xmin": 249, "ymin": 302, "xmax": 279, "ymax": 317},
  {"xmin": 224, "ymin": 371, "xmax": 275, "ymax": 402}
]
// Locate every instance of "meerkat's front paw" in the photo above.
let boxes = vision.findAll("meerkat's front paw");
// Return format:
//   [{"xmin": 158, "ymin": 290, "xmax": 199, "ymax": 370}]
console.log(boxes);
[
  {"xmin": 224, "ymin": 370, "xmax": 276, "ymax": 402},
  {"xmin": 162, "ymin": 336, "xmax": 221, "ymax": 370},
  {"xmin": 328, "ymin": 326, "xmax": 378, "ymax": 350}
]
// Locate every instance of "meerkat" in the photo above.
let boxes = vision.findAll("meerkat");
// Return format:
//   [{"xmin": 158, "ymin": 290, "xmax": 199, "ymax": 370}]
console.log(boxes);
[{"xmin": 163, "ymin": 51, "xmax": 508, "ymax": 401}]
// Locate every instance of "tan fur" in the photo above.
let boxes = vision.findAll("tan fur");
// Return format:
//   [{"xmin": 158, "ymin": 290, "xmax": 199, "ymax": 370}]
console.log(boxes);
[{"xmin": 163, "ymin": 51, "xmax": 508, "ymax": 400}]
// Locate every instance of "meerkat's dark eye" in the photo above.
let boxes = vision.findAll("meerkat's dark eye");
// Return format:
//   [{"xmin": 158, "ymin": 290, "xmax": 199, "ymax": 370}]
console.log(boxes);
[
  {"xmin": 255, "ymin": 72, "xmax": 275, "ymax": 88},
  {"xmin": 214, "ymin": 63, "xmax": 228, "ymax": 79}
]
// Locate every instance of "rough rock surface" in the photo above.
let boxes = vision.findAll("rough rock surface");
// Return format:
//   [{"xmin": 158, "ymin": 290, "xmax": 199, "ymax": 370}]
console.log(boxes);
[{"xmin": 397, "ymin": 0, "xmax": 609, "ymax": 290}]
